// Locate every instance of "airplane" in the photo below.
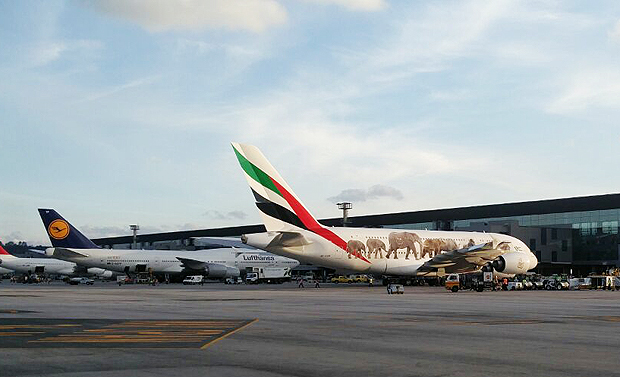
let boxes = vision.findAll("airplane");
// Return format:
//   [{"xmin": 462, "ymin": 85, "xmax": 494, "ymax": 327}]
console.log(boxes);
[
  {"xmin": 0, "ymin": 242, "xmax": 114, "ymax": 278},
  {"xmin": 231, "ymin": 142, "xmax": 538, "ymax": 278},
  {"xmin": 38, "ymin": 209, "xmax": 299, "ymax": 278}
]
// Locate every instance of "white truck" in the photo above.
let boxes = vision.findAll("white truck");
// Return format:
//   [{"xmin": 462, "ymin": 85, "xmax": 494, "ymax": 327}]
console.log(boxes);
[
  {"xmin": 182, "ymin": 275, "xmax": 205, "ymax": 285},
  {"xmin": 245, "ymin": 267, "xmax": 292, "ymax": 284}
]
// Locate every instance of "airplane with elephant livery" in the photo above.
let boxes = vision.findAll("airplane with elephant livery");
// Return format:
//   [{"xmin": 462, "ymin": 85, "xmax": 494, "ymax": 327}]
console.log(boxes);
[{"xmin": 232, "ymin": 142, "xmax": 538, "ymax": 278}]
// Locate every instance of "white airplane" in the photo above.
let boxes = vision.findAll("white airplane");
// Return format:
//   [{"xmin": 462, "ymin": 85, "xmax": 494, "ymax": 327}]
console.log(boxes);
[
  {"xmin": 0, "ymin": 243, "xmax": 113, "ymax": 278},
  {"xmin": 232, "ymin": 143, "xmax": 538, "ymax": 277},
  {"xmin": 39, "ymin": 209, "xmax": 299, "ymax": 278}
]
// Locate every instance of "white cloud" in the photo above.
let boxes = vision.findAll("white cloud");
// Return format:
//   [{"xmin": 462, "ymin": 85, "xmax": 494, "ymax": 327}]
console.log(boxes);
[
  {"xmin": 355, "ymin": 0, "xmax": 514, "ymax": 83},
  {"xmin": 609, "ymin": 19, "xmax": 620, "ymax": 43},
  {"xmin": 85, "ymin": 0, "xmax": 288, "ymax": 33},
  {"xmin": 203, "ymin": 210, "xmax": 248, "ymax": 221},
  {"xmin": 77, "ymin": 76, "xmax": 158, "ymax": 103},
  {"xmin": 328, "ymin": 185, "xmax": 404, "ymax": 203},
  {"xmin": 546, "ymin": 68, "xmax": 620, "ymax": 114},
  {"xmin": 29, "ymin": 39, "xmax": 102, "ymax": 66},
  {"xmin": 302, "ymin": 0, "xmax": 386, "ymax": 12}
]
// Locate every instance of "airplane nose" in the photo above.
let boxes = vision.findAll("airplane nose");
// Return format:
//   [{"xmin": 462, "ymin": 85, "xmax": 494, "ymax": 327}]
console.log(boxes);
[{"xmin": 241, "ymin": 234, "xmax": 248, "ymax": 244}]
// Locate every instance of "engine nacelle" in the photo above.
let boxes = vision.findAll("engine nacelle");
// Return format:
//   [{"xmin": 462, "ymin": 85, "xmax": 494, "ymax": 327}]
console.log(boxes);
[
  {"xmin": 203, "ymin": 264, "xmax": 232, "ymax": 279},
  {"xmin": 226, "ymin": 267, "xmax": 240, "ymax": 278},
  {"xmin": 97, "ymin": 270, "xmax": 113, "ymax": 279},
  {"xmin": 492, "ymin": 252, "xmax": 537, "ymax": 275}
]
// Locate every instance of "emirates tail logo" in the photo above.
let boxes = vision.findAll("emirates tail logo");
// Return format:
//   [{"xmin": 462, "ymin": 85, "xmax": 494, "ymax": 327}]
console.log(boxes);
[{"xmin": 48, "ymin": 219, "xmax": 70, "ymax": 240}]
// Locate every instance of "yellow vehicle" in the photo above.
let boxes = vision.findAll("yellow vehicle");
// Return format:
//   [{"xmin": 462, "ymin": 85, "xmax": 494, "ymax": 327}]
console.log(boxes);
[
  {"xmin": 352, "ymin": 274, "xmax": 369, "ymax": 283},
  {"xmin": 331, "ymin": 275, "xmax": 353, "ymax": 284},
  {"xmin": 445, "ymin": 273, "xmax": 461, "ymax": 292}
]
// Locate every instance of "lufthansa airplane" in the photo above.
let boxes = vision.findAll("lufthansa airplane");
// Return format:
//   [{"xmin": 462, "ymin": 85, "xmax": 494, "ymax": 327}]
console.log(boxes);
[
  {"xmin": 0, "ymin": 242, "xmax": 113, "ymax": 278},
  {"xmin": 39, "ymin": 209, "xmax": 299, "ymax": 278},
  {"xmin": 232, "ymin": 143, "xmax": 538, "ymax": 277}
]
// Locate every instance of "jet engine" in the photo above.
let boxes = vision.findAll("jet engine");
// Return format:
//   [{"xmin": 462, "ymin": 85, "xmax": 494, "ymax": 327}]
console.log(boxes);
[
  {"xmin": 226, "ymin": 267, "xmax": 240, "ymax": 278},
  {"xmin": 97, "ymin": 270, "xmax": 113, "ymax": 279},
  {"xmin": 491, "ymin": 252, "xmax": 538, "ymax": 275},
  {"xmin": 204, "ymin": 264, "xmax": 240, "ymax": 279}
]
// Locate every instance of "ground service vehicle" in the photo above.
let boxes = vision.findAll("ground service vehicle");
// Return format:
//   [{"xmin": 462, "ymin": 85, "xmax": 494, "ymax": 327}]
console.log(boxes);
[
  {"xmin": 353, "ymin": 274, "xmax": 371, "ymax": 283},
  {"xmin": 445, "ymin": 274, "xmax": 460, "ymax": 292},
  {"xmin": 331, "ymin": 275, "xmax": 353, "ymax": 284},
  {"xmin": 507, "ymin": 281, "xmax": 523, "ymax": 290},
  {"xmin": 225, "ymin": 277, "xmax": 243, "ymax": 284},
  {"xmin": 569, "ymin": 278, "xmax": 592, "ymax": 290},
  {"xmin": 246, "ymin": 272, "xmax": 259, "ymax": 284},
  {"xmin": 183, "ymin": 275, "xmax": 204, "ymax": 285},
  {"xmin": 245, "ymin": 267, "xmax": 291, "ymax": 284},
  {"xmin": 589, "ymin": 275, "xmax": 615, "ymax": 290},
  {"xmin": 387, "ymin": 284, "xmax": 404, "ymax": 294},
  {"xmin": 69, "ymin": 277, "xmax": 94, "ymax": 285}
]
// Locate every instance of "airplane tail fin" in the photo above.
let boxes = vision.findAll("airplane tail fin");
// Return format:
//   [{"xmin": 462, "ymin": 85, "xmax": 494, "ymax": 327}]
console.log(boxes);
[
  {"xmin": 0, "ymin": 242, "xmax": 13, "ymax": 256},
  {"xmin": 37, "ymin": 209, "xmax": 100, "ymax": 249},
  {"xmin": 231, "ymin": 143, "xmax": 325, "ymax": 233},
  {"xmin": 232, "ymin": 143, "xmax": 367, "ymax": 262}
]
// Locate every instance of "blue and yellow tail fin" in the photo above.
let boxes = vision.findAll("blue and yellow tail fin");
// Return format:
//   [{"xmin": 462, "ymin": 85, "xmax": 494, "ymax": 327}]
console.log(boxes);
[{"xmin": 38, "ymin": 209, "xmax": 100, "ymax": 249}]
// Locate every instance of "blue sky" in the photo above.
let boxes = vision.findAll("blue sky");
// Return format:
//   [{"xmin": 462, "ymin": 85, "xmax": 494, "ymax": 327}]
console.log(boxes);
[{"xmin": 1, "ymin": 0, "xmax": 620, "ymax": 245}]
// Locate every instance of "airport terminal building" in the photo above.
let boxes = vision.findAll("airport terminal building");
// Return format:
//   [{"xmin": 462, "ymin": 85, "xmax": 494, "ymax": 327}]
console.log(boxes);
[{"xmin": 93, "ymin": 193, "xmax": 620, "ymax": 276}]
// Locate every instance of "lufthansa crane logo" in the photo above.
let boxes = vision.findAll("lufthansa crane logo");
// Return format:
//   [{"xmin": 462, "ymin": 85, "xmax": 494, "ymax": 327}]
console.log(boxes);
[{"xmin": 48, "ymin": 219, "xmax": 70, "ymax": 240}]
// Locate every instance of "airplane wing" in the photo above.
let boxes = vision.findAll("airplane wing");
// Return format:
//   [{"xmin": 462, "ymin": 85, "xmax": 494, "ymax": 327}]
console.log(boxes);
[
  {"xmin": 176, "ymin": 257, "xmax": 208, "ymax": 270},
  {"xmin": 268, "ymin": 231, "xmax": 313, "ymax": 248},
  {"xmin": 50, "ymin": 247, "xmax": 90, "ymax": 259},
  {"xmin": 417, "ymin": 242, "xmax": 507, "ymax": 275},
  {"xmin": 175, "ymin": 257, "xmax": 235, "ymax": 278}
]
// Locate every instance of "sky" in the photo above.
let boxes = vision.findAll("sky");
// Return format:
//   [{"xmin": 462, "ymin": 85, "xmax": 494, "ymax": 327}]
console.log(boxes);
[{"xmin": 1, "ymin": 0, "xmax": 620, "ymax": 245}]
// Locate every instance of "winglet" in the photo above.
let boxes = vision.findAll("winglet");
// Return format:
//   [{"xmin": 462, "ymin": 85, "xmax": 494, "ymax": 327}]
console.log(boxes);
[{"xmin": 38, "ymin": 209, "xmax": 100, "ymax": 249}]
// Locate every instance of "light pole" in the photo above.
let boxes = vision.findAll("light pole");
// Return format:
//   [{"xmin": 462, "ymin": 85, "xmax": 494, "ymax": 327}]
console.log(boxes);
[
  {"xmin": 337, "ymin": 202, "xmax": 352, "ymax": 227},
  {"xmin": 130, "ymin": 224, "xmax": 139, "ymax": 249}
]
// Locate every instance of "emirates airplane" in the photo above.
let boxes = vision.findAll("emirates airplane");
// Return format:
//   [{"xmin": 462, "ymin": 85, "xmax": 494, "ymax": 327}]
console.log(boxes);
[
  {"xmin": 0, "ymin": 243, "xmax": 114, "ymax": 278},
  {"xmin": 39, "ymin": 209, "xmax": 298, "ymax": 278},
  {"xmin": 232, "ymin": 143, "xmax": 538, "ymax": 277}
]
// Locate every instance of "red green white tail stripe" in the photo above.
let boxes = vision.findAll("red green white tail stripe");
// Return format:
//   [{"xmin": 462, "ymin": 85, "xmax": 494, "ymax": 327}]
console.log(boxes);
[{"xmin": 232, "ymin": 143, "xmax": 370, "ymax": 264}]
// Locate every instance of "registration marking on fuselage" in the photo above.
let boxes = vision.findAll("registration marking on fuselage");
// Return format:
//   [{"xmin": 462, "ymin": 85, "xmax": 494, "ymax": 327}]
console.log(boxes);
[{"xmin": 0, "ymin": 318, "xmax": 257, "ymax": 348}]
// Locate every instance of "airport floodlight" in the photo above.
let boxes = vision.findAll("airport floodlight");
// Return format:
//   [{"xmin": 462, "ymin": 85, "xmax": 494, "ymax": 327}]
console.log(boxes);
[
  {"xmin": 130, "ymin": 225, "xmax": 140, "ymax": 249},
  {"xmin": 337, "ymin": 202, "xmax": 352, "ymax": 227}
]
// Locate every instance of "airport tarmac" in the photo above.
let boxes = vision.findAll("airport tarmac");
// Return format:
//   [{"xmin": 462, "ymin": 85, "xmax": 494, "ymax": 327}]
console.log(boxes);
[{"xmin": 1, "ymin": 282, "xmax": 619, "ymax": 377}]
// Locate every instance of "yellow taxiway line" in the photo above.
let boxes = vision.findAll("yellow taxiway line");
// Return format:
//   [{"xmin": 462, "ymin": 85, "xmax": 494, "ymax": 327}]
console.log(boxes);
[{"xmin": 200, "ymin": 318, "xmax": 258, "ymax": 349}]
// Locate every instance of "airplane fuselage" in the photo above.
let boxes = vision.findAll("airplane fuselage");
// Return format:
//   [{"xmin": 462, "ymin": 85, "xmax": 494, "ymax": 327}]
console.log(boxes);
[
  {"xmin": 244, "ymin": 227, "xmax": 535, "ymax": 276},
  {"xmin": 47, "ymin": 248, "xmax": 299, "ymax": 275},
  {"xmin": 0, "ymin": 255, "xmax": 82, "ymax": 276}
]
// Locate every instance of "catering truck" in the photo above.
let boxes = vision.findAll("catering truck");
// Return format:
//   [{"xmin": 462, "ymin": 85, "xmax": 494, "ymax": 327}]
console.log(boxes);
[{"xmin": 245, "ymin": 267, "xmax": 292, "ymax": 284}]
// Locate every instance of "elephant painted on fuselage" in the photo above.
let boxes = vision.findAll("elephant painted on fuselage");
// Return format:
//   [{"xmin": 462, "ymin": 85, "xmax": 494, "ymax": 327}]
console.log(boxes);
[
  {"xmin": 366, "ymin": 238, "xmax": 386, "ymax": 259},
  {"xmin": 422, "ymin": 238, "xmax": 459, "ymax": 258},
  {"xmin": 347, "ymin": 240, "xmax": 366, "ymax": 259},
  {"xmin": 387, "ymin": 232, "xmax": 422, "ymax": 260}
]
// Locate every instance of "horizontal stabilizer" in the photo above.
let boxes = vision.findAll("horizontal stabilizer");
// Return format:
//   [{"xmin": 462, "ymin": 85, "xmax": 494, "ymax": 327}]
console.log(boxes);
[
  {"xmin": 268, "ymin": 231, "xmax": 313, "ymax": 248},
  {"xmin": 51, "ymin": 247, "xmax": 91, "ymax": 259}
]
